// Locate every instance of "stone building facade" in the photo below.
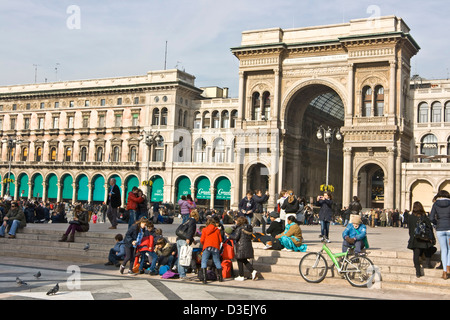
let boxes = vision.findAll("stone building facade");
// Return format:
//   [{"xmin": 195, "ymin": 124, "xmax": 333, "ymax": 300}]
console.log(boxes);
[{"xmin": 0, "ymin": 15, "xmax": 448, "ymax": 212}]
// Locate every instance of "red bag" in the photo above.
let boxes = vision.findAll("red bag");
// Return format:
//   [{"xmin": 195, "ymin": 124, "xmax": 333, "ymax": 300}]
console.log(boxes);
[
  {"xmin": 221, "ymin": 260, "xmax": 232, "ymax": 279},
  {"xmin": 221, "ymin": 239, "xmax": 235, "ymax": 260}
]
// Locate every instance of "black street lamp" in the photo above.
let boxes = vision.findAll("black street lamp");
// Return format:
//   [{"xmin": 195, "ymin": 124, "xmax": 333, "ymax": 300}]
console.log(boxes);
[
  {"xmin": 139, "ymin": 129, "xmax": 161, "ymax": 199},
  {"xmin": 1, "ymin": 135, "xmax": 23, "ymax": 198},
  {"xmin": 316, "ymin": 125, "xmax": 342, "ymax": 189}
]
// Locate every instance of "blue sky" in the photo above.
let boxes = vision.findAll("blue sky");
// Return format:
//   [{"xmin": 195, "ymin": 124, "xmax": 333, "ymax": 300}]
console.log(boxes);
[{"xmin": 0, "ymin": 0, "xmax": 448, "ymax": 97}]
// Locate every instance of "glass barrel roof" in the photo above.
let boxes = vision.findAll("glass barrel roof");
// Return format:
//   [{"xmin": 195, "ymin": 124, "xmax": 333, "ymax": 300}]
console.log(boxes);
[{"xmin": 308, "ymin": 92, "xmax": 344, "ymax": 121}]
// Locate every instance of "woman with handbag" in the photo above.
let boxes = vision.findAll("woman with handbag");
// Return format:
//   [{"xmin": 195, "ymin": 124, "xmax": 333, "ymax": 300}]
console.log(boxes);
[
  {"xmin": 58, "ymin": 204, "xmax": 89, "ymax": 243},
  {"xmin": 175, "ymin": 209, "xmax": 199, "ymax": 279},
  {"xmin": 227, "ymin": 216, "xmax": 260, "ymax": 281},
  {"xmin": 408, "ymin": 201, "xmax": 437, "ymax": 278}
]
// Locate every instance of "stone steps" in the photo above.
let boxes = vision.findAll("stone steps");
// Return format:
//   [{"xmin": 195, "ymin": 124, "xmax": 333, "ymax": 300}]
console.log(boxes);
[{"xmin": 1, "ymin": 227, "xmax": 449, "ymax": 295}]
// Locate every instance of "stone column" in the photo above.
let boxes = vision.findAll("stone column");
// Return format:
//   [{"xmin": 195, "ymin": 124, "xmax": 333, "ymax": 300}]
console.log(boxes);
[
  {"xmin": 72, "ymin": 183, "xmax": 77, "ymax": 205},
  {"xmin": 273, "ymin": 68, "xmax": 280, "ymax": 122},
  {"xmin": 389, "ymin": 60, "xmax": 397, "ymax": 116},
  {"xmin": 342, "ymin": 147, "xmax": 353, "ymax": 207},
  {"xmin": 27, "ymin": 182, "xmax": 32, "ymax": 200},
  {"xmin": 238, "ymin": 71, "xmax": 245, "ymax": 126},
  {"xmin": 386, "ymin": 146, "xmax": 396, "ymax": 209},
  {"xmin": 210, "ymin": 187, "xmax": 215, "ymax": 210},
  {"xmin": 56, "ymin": 183, "xmax": 61, "ymax": 203},
  {"xmin": 346, "ymin": 63, "xmax": 354, "ymax": 121}
]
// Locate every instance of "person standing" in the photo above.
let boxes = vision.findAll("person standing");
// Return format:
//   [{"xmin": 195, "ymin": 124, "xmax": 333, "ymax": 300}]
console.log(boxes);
[
  {"xmin": 429, "ymin": 190, "xmax": 450, "ymax": 280},
  {"xmin": 200, "ymin": 218, "xmax": 223, "ymax": 284},
  {"xmin": 316, "ymin": 192, "xmax": 333, "ymax": 243},
  {"xmin": 238, "ymin": 191, "xmax": 256, "ymax": 225},
  {"xmin": 176, "ymin": 210, "xmax": 199, "ymax": 280},
  {"xmin": 178, "ymin": 195, "xmax": 195, "ymax": 224},
  {"xmin": 281, "ymin": 190, "xmax": 299, "ymax": 222},
  {"xmin": 126, "ymin": 187, "xmax": 144, "ymax": 228},
  {"xmin": 227, "ymin": 216, "xmax": 259, "ymax": 281},
  {"xmin": 106, "ymin": 178, "xmax": 121, "ymax": 229},
  {"xmin": 252, "ymin": 190, "xmax": 269, "ymax": 234},
  {"xmin": 408, "ymin": 202, "xmax": 437, "ymax": 278}
]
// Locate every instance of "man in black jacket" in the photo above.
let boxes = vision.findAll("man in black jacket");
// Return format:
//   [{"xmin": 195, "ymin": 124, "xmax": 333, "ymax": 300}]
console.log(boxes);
[
  {"xmin": 238, "ymin": 191, "xmax": 256, "ymax": 225},
  {"xmin": 106, "ymin": 178, "xmax": 122, "ymax": 229},
  {"xmin": 252, "ymin": 190, "xmax": 269, "ymax": 234}
]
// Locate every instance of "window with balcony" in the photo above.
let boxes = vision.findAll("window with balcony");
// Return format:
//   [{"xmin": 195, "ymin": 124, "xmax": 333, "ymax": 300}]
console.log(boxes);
[
  {"xmin": 374, "ymin": 86, "xmax": 384, "ymax": 116},
  {"xmin": 65, "ymin": 147, "xmax": 72, "ymax": 162},
  {"xmin": 129, "ymin": 146, "xmax": 137, "ymax": 162},
  {"xmin": 80, "ymin": 147, "xmax": 87, "ymax": 162},
  {"xmin": 96, "ymin": 147, "xmax": 103, "ymax": 162},
  {"xmin": 231, "ymin": 110, "xmax": 238, "ymax": 128},
  {"xmin": 161, "ymin": 108, "xmax": 168, "ymax": 126},
  {"xmin": 420, "ymin": 134, "xmax": 438, "ymax": 163},
  {"xmin": 154, "ymin": 136, "xmax": 164, "ymax": 162},
  {"xmin": 21, "ymin": 147, "xmax": 28, "ymax": 161},
  {"xmin": 194, "ymin": 138, "xmax": 206, "ymax": 163},
  {"xmin": 263, "ymin": 92, "xmax": 271, "ymax": 120},
  {"xmin": 212, "ymin": 138, "xmax": 225, "ymax": 163},
  {"xmin": 152, "ymin": 108, "xmax": 160, "ymax": 125},
  {"xmin": 212, "ymin": 111, "xmax": 220, "ymax": 128},
  {"xmin": 252, "ymin": 92, "xmax": 261, "ymax": 120},
  {"xmin": 67, "ymin": 116, "xmax": 74, "ymax": 129},
  {"xmin": 50, "ymin": 147, "xmax": 57, "ymax": 161},
  {"xmin": 202, "ymin": 111, "xmax": 210, "ymax": 129},
  {"xmin": 35, "ymin": 147, "xmax": 42, "ymax": 162},
  {"xmin": 194, "ymin": 112, "xmax": 201, "ymax": 129},
  {"xmin": 221, "ymin": 110, "xmax": 229, "ymax": 128},
  {"xmin": 112, "ymin": 146, "xmax": 120, "ymax": 162}
]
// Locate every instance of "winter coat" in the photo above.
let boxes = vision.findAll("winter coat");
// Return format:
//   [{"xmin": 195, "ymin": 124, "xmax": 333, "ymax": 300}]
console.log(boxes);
[
  {"xmin": 124, "ymin": 224, "xmax": 140, "ymax": 248},
  {"xmin": 348, "ymin": 201, "xmax": 362, "ymax": 214},
  {"xmin": 429, "ymin": 198, "xmax": 450, "ymax": 232},
  {"xmin": 107, "ymin": 184, "xmax": 121, "ymax": 208},
  {"xmin": 407, "ymin": 214, "xmax": 435, "ymax": 250},
  {"xmin": 74, "ymin": 209, "xmax": 89, "ymax": 232},
  {"xmin": 5, "ymin": 207, "xmax": 26, "ymax": 228},
  {"xmin": 266, "ymin": 218, "xmax": 284, "ymax": 238},
  {"xmin": 175, "ymin": 217, "xmax": 197, "ymax": 243},
  {"xmin": 228, "ymin": 224, "xmax": 254, "ymax": 260},
  {"xmin": 136, "ymin": 230, "xmax": 154, "ymax": 253},
  {"xmin": 126, "ymin": 192, "xmax": 144, "ymax": 211},
  {"xmin": 281, "ymin": 197, "xmax": 300, "ymax": 214},
  {"xmin": 200, "ymin": 224, "xmax": 223, "ymax": 251},
  {"xmin": 317, "ymin": 199, "xmax": 333, "ymax": 222},
  {"xmin": 281, "ymin": 222, "xmax": 303, "ymax": 246},
  {"xmin": 113, "ymin": 240, "xmax": 126, "ymax": 259},
  {"xmin": 156, "ymin": 243, "xmax": 176, "ymax": 257},
  {"xmin": 342, "ymin": 223, "xmax": 367, "ymax": 242},
  {"xmin": 253, "ymin": 194, "xmax": 269, "ymax": 213},
  {"xmin": 238, "ymin": 197, "xmax": 256, "ymax": 218},
  {"xmin": 178, "ymin": 199, "xmax": 194, "ymax": 215}
]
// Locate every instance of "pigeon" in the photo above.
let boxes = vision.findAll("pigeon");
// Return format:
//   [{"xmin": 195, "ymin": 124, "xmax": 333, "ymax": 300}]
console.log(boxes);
[
  {"xmin": 16, "ymin": 277, "xmax": 27, "ymax": 286},
  {"xmin": 83, "ymin": 243, "xmax": 90, "ymax": 251},
  {"xmin": 33, "ymin": 271, "xmax": 41, "ymax": 279},
  {"xmin": 46, "ymin": 283, "xmax": 59, "ymax": 296}
]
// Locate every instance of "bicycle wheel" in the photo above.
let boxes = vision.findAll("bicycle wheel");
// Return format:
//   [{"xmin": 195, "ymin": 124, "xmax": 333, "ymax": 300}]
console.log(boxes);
[
  {"xmin": 344, "ymin": 255, "xmax": 375, "ymax": 287},
  {"xmin": 299, "ymin": 252, "xmax": 328, "ymax": 283}
]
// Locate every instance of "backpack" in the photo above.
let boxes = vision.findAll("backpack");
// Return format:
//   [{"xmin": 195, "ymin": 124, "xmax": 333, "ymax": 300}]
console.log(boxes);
[
  {"xmin": 414, "ymin": 217, "xmax": 434, "ymax": 243},
  {"xmin": 159, "ymin": 265, "xmax": 170, "ymax": 275}
]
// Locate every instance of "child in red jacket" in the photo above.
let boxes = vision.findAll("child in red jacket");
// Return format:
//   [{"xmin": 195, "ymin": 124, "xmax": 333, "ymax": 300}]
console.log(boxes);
[
  {"xmin": 200, "ymin": 217, "xmax": 223, "ymax": 283},
  {"xmin": 134, "ymin": 222, "xmax": 158, "ymax": 275}
]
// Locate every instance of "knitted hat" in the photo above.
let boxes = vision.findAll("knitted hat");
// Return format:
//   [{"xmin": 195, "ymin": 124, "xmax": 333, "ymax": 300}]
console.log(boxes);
[{"xmin": 350, "ymin": 214, "xmax": 362, "ymax": 226}]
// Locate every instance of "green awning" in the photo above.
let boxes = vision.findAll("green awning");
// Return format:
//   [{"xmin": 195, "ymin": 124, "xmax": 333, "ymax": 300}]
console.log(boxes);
[
  {"xmin": 215, "ymin": 177, "xmax": 231, "ymax": 200},
  {"xmin": 196, "ymin": 177, "xmax": 211, "ymax": 200},
  {"xmin": 151, "ymin": 176, "xmax": 164, "ymax": 202},
  {"xmin": 176, "ymin": 176, "xmax": 191, "ymax": 200},
  {"xmin": 18, "ymin": 174, "xmax": 29, "ymax": 198}
]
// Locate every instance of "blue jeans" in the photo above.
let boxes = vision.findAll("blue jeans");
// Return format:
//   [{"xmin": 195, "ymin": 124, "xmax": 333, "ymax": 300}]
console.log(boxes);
[
  {"xmin": 201, "ymin": 248, "xmax": 222, "ymax": 269},
  {"xmin": 181, "ymin": 214, "xmax": 189, "ymax": 224},
  {"xmin": 176, "ymin": 239, "xmax": 188, "ymax": 278},
  {"xmin": 436, "ymin": 230, "xmax": 450, "ymax": 268},
  {"xmin": 0, "ymin": 220, "xmax": 21, "ymax": 236},
  {"xmin": 320, "ymin": 220, "xmax": 330, "ymax": 238},
  {"xmin": 139, "ymin": 251, "xmax": 158, "ymax": 272},
  {"xmin": 128, "ymin": 210, "xmax": 136, "ymax": 228}
]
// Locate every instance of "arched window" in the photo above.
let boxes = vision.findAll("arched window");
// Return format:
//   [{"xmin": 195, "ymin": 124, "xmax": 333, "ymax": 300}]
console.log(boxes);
[
  {"xmin": 130, "ymin": 146, "xmax": 137, "ymax": 162},
  {"xmin": 50, "ymin": 147, "xmax": 57, "ymax": 162},
  {"xmin": 183, "ymin": 111, "xmax": 188, "ymax": 127},
  {"xmin": 194, "ymin": 138, "xmax": 206, "ymax": 163},
  {"xmin": 221, "ymin": 110, "xmax": 230, "ymax": 128},
  {"xmin": 212, "ymin": 138, "xmax": 225, "ymax": 163},
  {"xmin": 35, "ymin": 147, "xmax": 42, "ymax": 162},
  {"xmin": 212, "ymin": 111, "xmax": 220, "ymax": 128},
  {"xmin": 252, "ymin": 92, "xmax": 261, "ymax": 120},
  {"xmin": 154, "ymin": 136, "xmax": 164, "ymax": 161},
  {"xmin": 421, "ymin": 134, "xmax": 438, "ymax": 163},
  {"xmin": 96, "ymin": 147, "xmax": 103, "ymax": 162},
  {"xmin": 418, "ymin": 102, "xmax": 429, "ymax": 123},
  {"xmin": 21, "ymin": 147, "xmax": 28, "ymax": 161},
  {"xmin": 374, "ymin": 86, "xmax": 384, "ymax": 116},
  {"xmin": 445, "ymin": 102, "xmax": 450, "ymax": 123},
  {"xmin": 152, "ymin": 108, "xmax": 160, "ymax": 125},
  {"xmin": 112, "ymin": 146, "xmax": 120, "ymax": 162},
  {"xmin": 194, "ymin": 112, "xmax": 201, "ymax": 129},
  {"xmin": 161, "ymin": 108, "xmax": 168, "ymax": 125},
  {"xmin": 362, "ymin": 86, "xmax": 372, "ymax": 117},
  {"xmin": 65, "ymin": 147, "xmax": 72, "ymax": 162},
  {"xmin": 178, "ymin": 109, "xmax": 183, "ymax": 126},
  {"xmin": 263, "ymin": 91, "xmax": 271, "ymax": 120},
  {"xmin": 80, "ymin": 147, "xmax": 87, "ymax": 162},
  {"xmin": 202, "ymin": 111, "xmax": 210, "ymax": 129},
  {"xmin": 431, "ymin": 102, "xmax": 442, "ymax": 123},
  {"xmin": 230, "ymin": 110, "xmax": 238, "ymax": 128}
]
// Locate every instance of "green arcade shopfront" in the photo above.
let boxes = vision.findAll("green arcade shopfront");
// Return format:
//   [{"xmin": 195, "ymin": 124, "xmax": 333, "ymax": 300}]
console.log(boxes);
[{"xmin": 2, "ymin": 171, "xmax": 232, "ymax": 210}]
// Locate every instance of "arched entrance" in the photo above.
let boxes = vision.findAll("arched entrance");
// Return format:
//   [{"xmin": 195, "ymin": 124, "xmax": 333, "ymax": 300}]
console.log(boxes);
[
  {"xmin": 356, "ymin": 164, "xmax": 385, "ymax": 209},
  {"xmin": 247, "ymin": 163, "xmax": 269, "ymax": 193},
  {"xmin": 283, "ymin": 83, "xmax": 345, "ymax": 204},
  {"xmin": 411, "ymin": 180, "xmax": 434, "ymax": 212},
  {"xmin": 91, "ymin": 174, "xmax": 105, "ymax": 203}
]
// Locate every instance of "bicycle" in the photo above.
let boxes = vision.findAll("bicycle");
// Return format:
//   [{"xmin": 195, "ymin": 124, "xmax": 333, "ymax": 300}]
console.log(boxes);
[{"xmin": 299, "ymin": 240, "xmax": 376, "ymax": 287}]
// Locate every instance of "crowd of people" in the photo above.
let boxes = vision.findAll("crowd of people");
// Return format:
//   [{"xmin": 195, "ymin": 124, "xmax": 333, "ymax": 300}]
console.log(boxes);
[{"xmin": 1, "ymin": 177, "xmax": 449, "ymax": 283}]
